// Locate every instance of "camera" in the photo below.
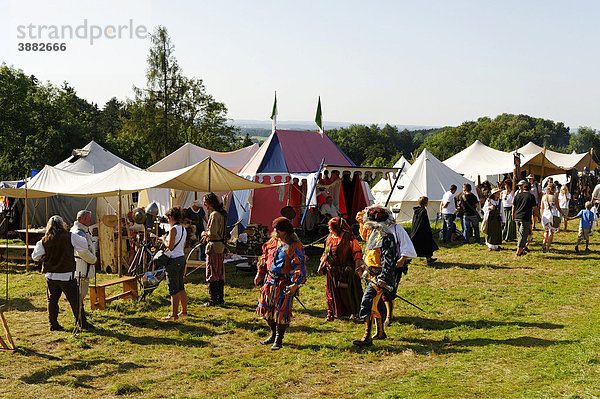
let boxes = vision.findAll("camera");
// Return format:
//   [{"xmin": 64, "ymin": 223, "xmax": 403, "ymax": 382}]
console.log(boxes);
[{"xmin": 157, "ymin": 216, "xmax": 168, "ymax": 223}]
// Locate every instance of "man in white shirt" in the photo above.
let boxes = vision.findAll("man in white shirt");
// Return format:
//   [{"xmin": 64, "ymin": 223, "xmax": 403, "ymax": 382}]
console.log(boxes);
[
  {"xmin": 70, "ymin": 210, "xmax": 96, "ymax": 328},
  {"xmin": 440, "ymin": 185, "xmax": 457, "ymax": 243},
  {"xmin": 320, "ymin": 196, "xmax": 340, "ymax": 220}
]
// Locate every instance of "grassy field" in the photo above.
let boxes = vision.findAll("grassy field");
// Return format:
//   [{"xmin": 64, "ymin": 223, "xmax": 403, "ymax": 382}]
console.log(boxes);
[{"xmin": 2, "ymin": 225, "xmax": 600, "ymax": 398}]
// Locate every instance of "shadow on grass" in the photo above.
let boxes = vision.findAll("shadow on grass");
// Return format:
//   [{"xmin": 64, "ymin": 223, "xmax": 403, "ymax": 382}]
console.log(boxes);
[
  {"xmin": 93, "ymin": 317, "xmax": 211, "ymax": 347},
  {"xmin": 394, "ymin": 316, "xmax": 564, "ymax": 331},
  {"xmin": 425, "ymin": 261, "xmax": 512, "ymax": 270},
  {"xmin": 18, "ymin": 346, "xmax": 62, "ymax": 361},
  {"xmin": 20, "ymin": 358, "xmax": 144, "ymax": 387},
  {"xmin": 3, "ymin": 297, "xmax": 46, "ymax": 312},
  {"xmin": 346, "ymin": 335, "xmax": 575, "ymax": 355}
]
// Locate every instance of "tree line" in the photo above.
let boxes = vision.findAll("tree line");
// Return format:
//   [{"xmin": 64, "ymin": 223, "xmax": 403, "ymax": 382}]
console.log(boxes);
[{"xmin": 0, "ymin": 26, "xmax": 247, "ymax": 180}]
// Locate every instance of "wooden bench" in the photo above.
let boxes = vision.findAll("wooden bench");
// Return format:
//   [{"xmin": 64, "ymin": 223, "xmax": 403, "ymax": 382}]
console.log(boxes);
[
  {"xmin": 89, "ymin": 276, "xmax": 138, "ymax": 310},
  {"xmin": 0, "ymin": 244, "xmax": 35, "ymax": 262}
]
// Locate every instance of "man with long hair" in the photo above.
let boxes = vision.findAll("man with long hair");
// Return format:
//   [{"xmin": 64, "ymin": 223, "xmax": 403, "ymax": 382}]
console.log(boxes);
[{"xmin": 32, "ymin": 215, "xmax": 97, "ymax": 331}]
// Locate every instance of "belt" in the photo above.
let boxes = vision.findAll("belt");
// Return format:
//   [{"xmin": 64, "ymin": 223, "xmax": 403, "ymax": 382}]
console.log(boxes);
[{"xmin": 268, "ymin": 271, "xmax": 291, "ymax": 280}]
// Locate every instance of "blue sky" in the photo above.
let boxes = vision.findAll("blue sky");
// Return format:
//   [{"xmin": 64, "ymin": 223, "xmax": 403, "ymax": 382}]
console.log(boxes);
[{"xmin": 2, "ymin": 1, "xmax": 600, "ymax": 128}]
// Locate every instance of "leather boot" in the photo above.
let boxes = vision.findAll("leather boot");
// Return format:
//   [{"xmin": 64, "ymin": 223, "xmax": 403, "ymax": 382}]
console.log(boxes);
[
  {"xmin": 201, "ymin": 282, "xmax": 217, "ymax": 307},
  {"xmin": 353, "ymin": 316, "xmax": 373, "ymax": 347},
  {"xmin": 216, "ymin": 280, "xmax": 225, "ymax": 305},
  {"xmin": 384, "ymin": 300, "xmax": 394, "ymax": 327},
  {"xmin": 373, "ymin": 317, "xmax": 387, "ymax": 340},
  {"xmin": 262, "ymin": 319, "xmax": 277, "ymax": 345},
  {"xmin": 271, "ymin": 323, "xmax": 288, "ymax": 350}
]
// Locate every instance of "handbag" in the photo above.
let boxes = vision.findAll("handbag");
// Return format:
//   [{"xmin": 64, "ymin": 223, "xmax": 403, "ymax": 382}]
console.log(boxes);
[
  {"xmin": 153, "ymin": 227, "xmax": 185, "ymax": 268},
  {"xmin": 546, "ymin": 195, "xmax": 562, "ymax": 229},
  {"xmin": 480, "ymin": 216, "xmax": 489, "ymax": 235}
]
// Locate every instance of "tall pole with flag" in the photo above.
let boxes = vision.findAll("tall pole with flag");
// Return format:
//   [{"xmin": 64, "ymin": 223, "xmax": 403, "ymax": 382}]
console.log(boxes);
[
  {"xmin": 270, "ymin": 91, "xmax": 278, "ymax": 134},
  {"xmin": 315, "ymin": 96, "xmax": 323, "ymax": 137}
]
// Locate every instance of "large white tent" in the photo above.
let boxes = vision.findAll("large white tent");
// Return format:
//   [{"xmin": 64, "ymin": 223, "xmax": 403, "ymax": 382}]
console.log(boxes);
[
  {"xmin": 140, "ymin": 142, "xmax": 260, "ymax": 214},
  {"xmin": 387, "ymin": 149, "xmax": 476, "ymax": 223},
  {"xmin": 442, "ymin": 140, "xmax": 568, "ymax": 184},
  {"xmin": 371, "ymin": 156, "xmax": 411, "ymax": 205},
  {"xmin": 17, "ymin": 141, "xmax": 141, "ymax": 228}
]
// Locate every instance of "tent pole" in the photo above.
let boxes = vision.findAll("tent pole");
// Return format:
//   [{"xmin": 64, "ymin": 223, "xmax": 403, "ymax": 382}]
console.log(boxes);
[
  {"xmin": 540, "ymin": 147, "xmax": 546, "ymax": 179},
  {"xmin": 25, "ymin": 179, "xmax": 29, "ymax": 272},
  {"xmin": 384, "ymin": 163, "xmax": 405, "ymax": 208},
  {"xmin": 300, "ymin": 159, "xmax": 325, "ymax": 226},
  {"xmin": 45, "ymin": 197, "xmax": 48, "ymax": 224},
  {"xmin": 118, "ymin": 190, "xmax": 122, "ymax": 277},
  {"xmin": 589, "ymin": 148, "xmax": 593, "ymax": 170},
  {"xmin": 208, "ymin": 157, "xmax": 212, "ymax": 193}
]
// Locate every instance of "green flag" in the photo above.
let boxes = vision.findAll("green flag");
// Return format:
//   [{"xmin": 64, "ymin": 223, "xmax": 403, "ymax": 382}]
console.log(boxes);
[
  {"xmin": 270, "ymin": 91, "xmax": 277, "ymax": 133},
  {"xmin": 315, "ymin": 96, "xmax": 323, "ymax": 135}
]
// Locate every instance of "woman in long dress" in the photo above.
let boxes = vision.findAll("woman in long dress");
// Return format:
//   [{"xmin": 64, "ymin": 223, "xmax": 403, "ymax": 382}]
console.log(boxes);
[
  {"xmin": 318, "ymin": 217, "xmax": 363, "ymax": 321},
  {"xmin": 501, "ymin": 180, "xmax": 517, "ymax": 241},
  {"xmin": 540, "ymin": 183, "xmax": 565, "ymax": 253},
  {"xmin": 483, "ymin": 188, "xmax": 505, "ymax": 251}
]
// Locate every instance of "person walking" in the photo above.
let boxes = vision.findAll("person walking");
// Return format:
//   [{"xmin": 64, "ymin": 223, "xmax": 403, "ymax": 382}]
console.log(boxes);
[
  {"xmin": 558, "ymin": 185, "xmax": 571, "ymax": 232},
  {"xmin": 201, "ymin": 193, "xmax": 228, "ymax": 306},
  {"xmin": 482, "ymin": 188, "xmax": 505, "ymax": 251},
  {"xmin": 440, "ymin": 184, "xmax": 457, "ymax": 244},
  {"xmin": 527, "ymin": 174, "xmax": 542, "ymax": 229},
  {"xmin": 254, "ymin": 217, "xmax": 307, "ymax": 350},
  {"xmin": 461, "ymin": 183, "xmax": 481, "ymax": 244},
  {"xmin": 512, "ymin": 182, "xmax": 540, "ymax": 257},
  {"xmin": 410, "ymin": 197, "xmax": 438, "ymax": 264},
  {"xmin": 501, "ymin": 180, "xmax": 517, "ymax": 242},
  {"xmin": 318, "ymin": 217, "xmax": 364, "ymax": 321},
  {"xmin": 32, "ymin": 216, "xmax": 97, "ymax": 331},
  {"xmin": 540, "ymin": 184, "xmax": 565, "ymax": 253},
  {"xmin": 568, "ymin": 201, "xmax": 595, "ymax": 252}
]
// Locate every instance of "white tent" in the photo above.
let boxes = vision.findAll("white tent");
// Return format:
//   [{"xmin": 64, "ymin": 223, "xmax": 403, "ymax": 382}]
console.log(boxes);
[
  {"xmin": 387, "ymin": 149, "xmax": 476, "ymax": 223},
  {"xmin": 372, "ymin": 156, "xmax": 412, "ymax": 205},
  {"xmin": 518, "ymin": 142, "xmax": 596, "ymax": 171},
  {"xmin": 141, "ymin": 142, "xmax": 260, "ymax": 214},
  {"xmin": 54, "ymin": 140, "xmax": 140, "ymax": 173},
  {"xmin": 18, "ymin": 141, "xmax": 141, "ymax": 228},
  {"xmin": 443, "ymin": 140, "xmax": 515, "ymax": 183}
]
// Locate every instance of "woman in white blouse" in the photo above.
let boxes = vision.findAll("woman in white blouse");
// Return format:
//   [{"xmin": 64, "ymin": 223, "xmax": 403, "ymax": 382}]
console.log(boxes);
[{"xmin": 558, "ymin": 185, "xmax": 571, "ymax": 232}]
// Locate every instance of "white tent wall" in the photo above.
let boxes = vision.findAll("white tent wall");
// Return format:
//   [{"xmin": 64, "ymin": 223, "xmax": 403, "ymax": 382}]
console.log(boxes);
[{"xmin": 392, "ymin": 200, "xmax": 441, "ymax": 224}]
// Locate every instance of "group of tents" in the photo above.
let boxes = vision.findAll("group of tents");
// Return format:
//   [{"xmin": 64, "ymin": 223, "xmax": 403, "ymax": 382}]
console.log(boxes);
[
  {"xmin": 372, "ymin": 140, "xmax": 596, "ymax": 222},
  {"xmin": 1, "ymin": 132, "xmax": 596, "ymax": 243}
]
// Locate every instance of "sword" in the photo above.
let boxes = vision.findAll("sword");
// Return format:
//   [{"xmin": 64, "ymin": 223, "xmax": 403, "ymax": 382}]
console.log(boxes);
[{"xmin": 364, "ymin": 276, "xmax": 426, "ymax": 313}]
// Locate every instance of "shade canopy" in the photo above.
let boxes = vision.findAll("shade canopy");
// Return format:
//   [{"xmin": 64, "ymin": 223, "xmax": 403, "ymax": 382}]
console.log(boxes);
[
  {"xmin": 0, "ymin": 157, "xmax": 272, "ymax": 199},
  {"xmin": 518, "ymin": 142, "xmax": 596, "ymax": 171}
]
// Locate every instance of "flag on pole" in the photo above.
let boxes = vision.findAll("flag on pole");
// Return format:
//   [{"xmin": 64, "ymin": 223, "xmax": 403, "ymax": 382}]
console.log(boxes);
[
  {"xmin": 270, "ymin": 91, "xmax": 278, "ymax": 134},
  {"xmin": 315, "ymin": 96, "xmax": 323, "ymax": 136}
]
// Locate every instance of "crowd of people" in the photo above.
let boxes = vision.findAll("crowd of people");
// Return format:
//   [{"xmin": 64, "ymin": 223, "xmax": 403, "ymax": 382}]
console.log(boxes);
[
  {"xmin": 29, "ymin": 175, "xmax": 599, "ymax": 349},
  {"xmin": 438, "ymin": 174, "xmax": 599, "ymax": 257}
]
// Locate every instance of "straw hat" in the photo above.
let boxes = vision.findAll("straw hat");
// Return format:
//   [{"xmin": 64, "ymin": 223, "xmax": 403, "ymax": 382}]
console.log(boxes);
[
  {"xmin": 526, "ymin": 174, "xmax": 535, "ymax": 179},
  {"xmin": 517, "ymin": 180, "xmax": 526, "ymax": 186},
  {"xmin": 491, "ymin": 187, "xmax": 502, "ymax": 196}
]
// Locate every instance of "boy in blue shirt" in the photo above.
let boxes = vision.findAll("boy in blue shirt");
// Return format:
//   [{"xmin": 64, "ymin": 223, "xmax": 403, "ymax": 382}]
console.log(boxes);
[{"xmin": 568, "ymin": 201, "xmax": 595, "ymax": 252}]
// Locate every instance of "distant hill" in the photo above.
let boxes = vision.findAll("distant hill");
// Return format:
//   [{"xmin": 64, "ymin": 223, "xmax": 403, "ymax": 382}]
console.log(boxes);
[{"xmin": 231, "ymin": 119, "xmax": 439, "ymax": 138}]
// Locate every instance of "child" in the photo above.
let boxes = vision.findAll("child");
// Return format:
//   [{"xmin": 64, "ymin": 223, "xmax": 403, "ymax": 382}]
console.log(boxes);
[{"xmin": 568, "ymin": 201, "xmax": 595, "ymax": 253}]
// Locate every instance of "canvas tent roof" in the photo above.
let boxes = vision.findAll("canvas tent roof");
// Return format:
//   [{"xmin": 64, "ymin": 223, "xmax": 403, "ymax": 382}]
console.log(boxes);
[
  {"xmin": 518, "ymin": 142, "xmax": 596, "ymax": 170},
  {"xmin": 443, "ymin": 140, "xmax": 516, "ymax": 180},
  {"xmin": 371, "ymin": 156, "xmax": 411, "ymax": 204},
  {"xmin": 387, "ymin": 149, "xmax": 476, "ymax": 222},
  {"xmin": 0, "ymin": 158, "xmax": 271, "ymax": 199},
  {"xmin": 148, "ymin": 142, "xmax": 259, "ymax": 173},
  {"xmin": 240, "ymin": 130, "xmax": 355, "ymax": 181},
  {"xmin": 443, "ymin": 140, "xmax": 567, "ymax": 179},
  {"xmin": 54, "ymin": 140, "xmax": 140, "ymax": 172}
]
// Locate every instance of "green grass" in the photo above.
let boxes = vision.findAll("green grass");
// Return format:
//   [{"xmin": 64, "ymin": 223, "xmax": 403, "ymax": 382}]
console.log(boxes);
[{"xmin": 2, "ymin": 224, "xmax": 600, "ymax": 398}]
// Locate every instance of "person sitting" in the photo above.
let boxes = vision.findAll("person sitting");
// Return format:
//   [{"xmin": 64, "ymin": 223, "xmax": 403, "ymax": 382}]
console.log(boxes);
[{"xmin": 320, "ymin": 196, "xmax": 340, "ymax": 221}]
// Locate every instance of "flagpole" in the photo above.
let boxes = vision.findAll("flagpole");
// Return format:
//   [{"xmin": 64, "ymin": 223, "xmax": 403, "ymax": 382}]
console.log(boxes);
[{"xmin": 270, "ymin": 91, "xmax": 277, "ymax": 134}]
